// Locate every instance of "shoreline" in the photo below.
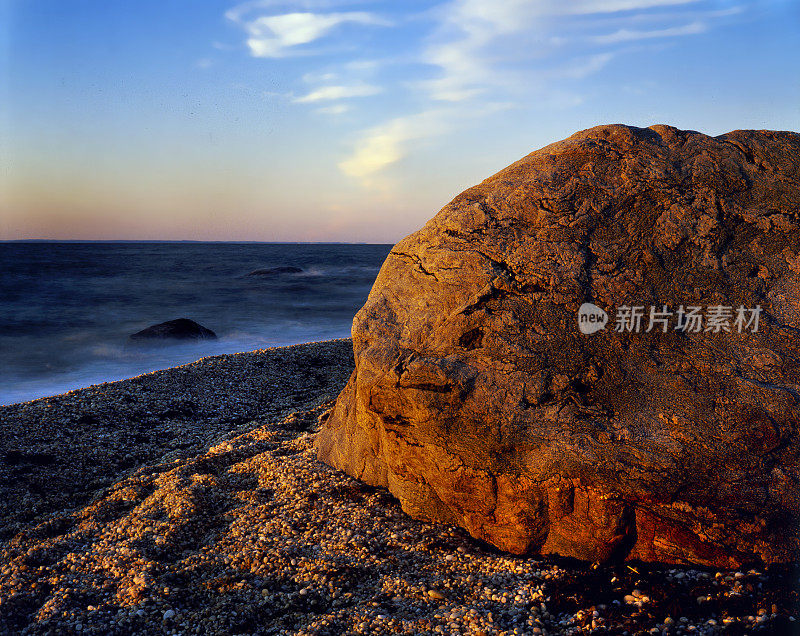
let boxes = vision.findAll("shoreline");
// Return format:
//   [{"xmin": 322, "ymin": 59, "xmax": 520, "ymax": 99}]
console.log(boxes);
[
  {"xmin": 0, "ymin": 338, "xmax": 797, "ymax": 634},
  {"xmin": 0, "ymin": 339, "xmax": 355, "ymax": 541},
  {"xmin": 0, "ymin": 335, "xmax": 355, "ymax": 408}
]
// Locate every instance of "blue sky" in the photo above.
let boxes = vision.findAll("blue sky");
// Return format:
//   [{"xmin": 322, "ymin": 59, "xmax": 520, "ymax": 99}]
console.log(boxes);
[{"xmin": 2, "ymin": 0, "xmax": 798, "ymax": 241}]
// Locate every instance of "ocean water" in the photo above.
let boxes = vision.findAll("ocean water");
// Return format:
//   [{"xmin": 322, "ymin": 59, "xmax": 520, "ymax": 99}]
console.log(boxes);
[{"xmin": 0, "ymin": 242, "xmax": 392, "ymax": 405}]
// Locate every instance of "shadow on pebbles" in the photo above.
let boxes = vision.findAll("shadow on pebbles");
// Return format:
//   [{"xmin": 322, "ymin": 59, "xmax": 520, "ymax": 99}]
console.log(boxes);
[{"xmin": 0, "ymin": 342, "xmax": 797, "ymax": 635}]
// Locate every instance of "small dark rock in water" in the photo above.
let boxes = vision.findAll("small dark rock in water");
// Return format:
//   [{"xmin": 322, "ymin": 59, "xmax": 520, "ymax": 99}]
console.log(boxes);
[
  {"xmin": 130, "ymin": 318, "xmax": 217, "ymax": 341},
  {"xmin": 246, "ymin": 266, "xmax": 303, "ymax": 276}
]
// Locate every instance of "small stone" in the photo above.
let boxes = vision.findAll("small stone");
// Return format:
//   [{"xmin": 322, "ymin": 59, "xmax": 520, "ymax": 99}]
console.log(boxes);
[
  {"xmin": 427, "ymin": 590, "xmax": 446, "ymax": 600},
  {"xmin": 163, "ymin": 610, "xmax": 176, "ymax": 621}
]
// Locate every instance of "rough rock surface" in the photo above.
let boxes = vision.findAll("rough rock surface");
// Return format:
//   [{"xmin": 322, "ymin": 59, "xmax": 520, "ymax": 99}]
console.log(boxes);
[
  {"xmin": 316, "ymin": 124, "xmax": 800, "ymax": 568},
  {"xmin": 130, "ymin": 318, "xmax": 217, "ymax": 340}
]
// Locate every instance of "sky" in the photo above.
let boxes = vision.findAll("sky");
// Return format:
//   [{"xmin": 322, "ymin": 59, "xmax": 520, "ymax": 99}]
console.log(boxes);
[{"xmin": 1, "ymin": 0, "xmax": 798, "ymax": 243}]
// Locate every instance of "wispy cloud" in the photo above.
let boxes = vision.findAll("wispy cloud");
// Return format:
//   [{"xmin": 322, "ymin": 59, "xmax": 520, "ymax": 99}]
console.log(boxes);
[
  {"xmin": 556, "ymin": 52, "xmax": 615, "ymax": 79},
  {"xmin": 294, "ymin": 83, "xmax": 381, "ymax": 103},
  {"xmin": 228, "ymin": 9, "xmax": 390, "ymax": 58},
  {"xmin": 224, "ymin": 0, "xmax": 357, "ymax": 24},
  {"xmin": 301, "ymin": 71, "xmax": 338, "ymax": 84},
  {"xmin": 416, "ymin": 0, "xmax": 714, "ymax": 103},
  {"xmin": 339, "ymin": 110, "xmax": 451, "ymax": 183},
  {"xmin": 339, "ymin": 101, "xmax": 515, "ymax": 184},
  {"xmin": 592, "ymin": 20, "xmax": 706, "ymax": 43},
  {"xmin": 223, "ymin": 0, "xmax": 750, "ymax": 189},
  {"xmin": 560, "ymin": 0, "xmax": 701, "ymax": 13},
  {"xmin": 418, "ymin": 0, "xmax": 539, "ymax": 102},
  {"xmin": 316, "ymin": 103, "xmax": 350, "ymax": 115}
]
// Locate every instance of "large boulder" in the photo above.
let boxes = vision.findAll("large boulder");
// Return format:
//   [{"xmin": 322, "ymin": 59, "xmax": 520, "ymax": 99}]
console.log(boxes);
[{"xmin": 316, "ymin": 124, "xmax": 800, "ymax": 567}]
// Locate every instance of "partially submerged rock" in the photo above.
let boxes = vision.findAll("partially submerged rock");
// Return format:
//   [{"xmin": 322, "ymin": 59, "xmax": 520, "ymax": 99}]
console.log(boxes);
[
  {"xmin": 130, "ymin": 318, "xmax": 217, "ymax": 341},
  {"xmin": 316, "ymin": 124, "xmax": 800, "ymax": 567}
]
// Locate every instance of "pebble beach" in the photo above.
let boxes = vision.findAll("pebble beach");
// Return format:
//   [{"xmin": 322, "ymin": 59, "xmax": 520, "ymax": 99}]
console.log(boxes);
[{"xmin": 0, "ymin": 339, "xmax": 797, "ymax": 635}]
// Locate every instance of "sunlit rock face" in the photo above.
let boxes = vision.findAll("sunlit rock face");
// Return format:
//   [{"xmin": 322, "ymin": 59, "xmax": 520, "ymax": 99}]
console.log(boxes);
[{"xmin": 316, "ymin": 124, "xmax": 800, "ymax": 567}]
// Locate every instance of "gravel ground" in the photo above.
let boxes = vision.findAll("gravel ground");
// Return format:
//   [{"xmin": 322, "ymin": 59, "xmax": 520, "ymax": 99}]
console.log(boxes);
[
  {"xmin": 0, "ymin": 339, "xmax": 354, "ymax": 543},
  {"xmin": 0, "ymin": 339, "xmax": 797, "ymax": 635}
]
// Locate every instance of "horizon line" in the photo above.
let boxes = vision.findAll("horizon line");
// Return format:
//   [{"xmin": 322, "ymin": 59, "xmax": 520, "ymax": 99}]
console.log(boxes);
[{"xmin": 0, "ymin": 239, "xmax": 396, "ymax": 245}]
